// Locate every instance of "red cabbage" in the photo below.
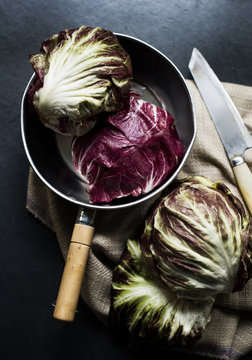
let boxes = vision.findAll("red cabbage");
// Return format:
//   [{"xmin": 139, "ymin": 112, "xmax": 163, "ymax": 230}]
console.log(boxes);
[{"xmin": 72, "ymin": 91, "xmax": 183, "ymax": 203}]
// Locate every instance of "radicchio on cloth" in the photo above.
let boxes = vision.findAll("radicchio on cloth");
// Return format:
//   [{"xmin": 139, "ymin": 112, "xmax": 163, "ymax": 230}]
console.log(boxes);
[
  {"xmin": 72, "ymin": 91, "xmax": 183, "ymax": 203},
  {"xmin": 140, "ymin": 176, "xmax": 252, "ymax": 301}
]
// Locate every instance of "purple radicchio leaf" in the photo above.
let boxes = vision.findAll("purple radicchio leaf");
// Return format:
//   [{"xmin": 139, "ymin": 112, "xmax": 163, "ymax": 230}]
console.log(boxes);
[{"xmin": 72, "ymin": 91, "xmax": 183, "ymax": 203}]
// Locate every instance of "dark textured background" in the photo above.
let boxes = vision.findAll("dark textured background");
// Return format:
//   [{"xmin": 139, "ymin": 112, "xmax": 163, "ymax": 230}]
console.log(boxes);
[{"xmin": 0, "ymin": 0, "xmax": 252, "ymax": 359}]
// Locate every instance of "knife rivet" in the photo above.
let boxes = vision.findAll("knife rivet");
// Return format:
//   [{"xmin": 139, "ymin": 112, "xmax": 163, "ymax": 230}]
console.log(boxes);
[{"xmin": 230, "ymin": 155, "xmax": 244, "ymax": 168}]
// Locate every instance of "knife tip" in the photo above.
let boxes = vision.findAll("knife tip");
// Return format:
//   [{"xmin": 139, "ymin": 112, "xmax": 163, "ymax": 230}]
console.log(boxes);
[
  {"xmin": 191, "ymin": 47, "xmax": 200, "ymax": 57},
  {"xmin": 189, "ymin": 48, "xmax": 197, "ymax": 70},
  {"xmin": 189, "ymin": 48, "xmax": 202, "ymax": 70}
]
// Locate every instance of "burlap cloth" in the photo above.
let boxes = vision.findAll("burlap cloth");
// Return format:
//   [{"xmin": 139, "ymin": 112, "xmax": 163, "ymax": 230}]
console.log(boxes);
[{"xmin": 26, "ymin": 80, "xmax": 252, "ymax": 359}]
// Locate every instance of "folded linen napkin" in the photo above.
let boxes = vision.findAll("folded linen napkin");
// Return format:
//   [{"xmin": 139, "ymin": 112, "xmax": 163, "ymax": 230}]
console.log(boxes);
[{"xmin": 26, "ymin": 80, "xmax": 252, "ymax": 360}]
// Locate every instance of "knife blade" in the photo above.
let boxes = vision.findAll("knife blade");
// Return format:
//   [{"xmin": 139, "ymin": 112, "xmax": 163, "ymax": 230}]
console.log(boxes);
[{"xmin": 189, "ymin": 48, "xmax": 252, "ymax": 215}]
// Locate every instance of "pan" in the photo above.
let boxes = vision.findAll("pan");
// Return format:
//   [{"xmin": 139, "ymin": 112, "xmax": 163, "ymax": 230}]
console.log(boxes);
[{"xmin": 21, "ymin": 33, "xmax": 196, "ymax": 322}]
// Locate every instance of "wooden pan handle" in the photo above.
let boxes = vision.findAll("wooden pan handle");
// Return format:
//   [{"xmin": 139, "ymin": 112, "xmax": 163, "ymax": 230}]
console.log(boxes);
[
  {"xmin": 53, "ymin": 209, "xmax": 95, "ymax": 322},
  {"xmin": 232, "ymin": 161, "xmax": 252, "ymax": 216}
]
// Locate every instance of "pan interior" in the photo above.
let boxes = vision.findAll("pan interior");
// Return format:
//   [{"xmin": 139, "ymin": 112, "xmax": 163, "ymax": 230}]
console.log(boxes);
[{"xmin": 22, "ymin": 34, "xmax": 195, "ymax": 210}]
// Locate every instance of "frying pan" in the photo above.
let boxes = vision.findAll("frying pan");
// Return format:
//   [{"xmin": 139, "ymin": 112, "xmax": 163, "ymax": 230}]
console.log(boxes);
[{"xmin": 21, "ymin": 33, "xmax": 196, "ymax": 322}]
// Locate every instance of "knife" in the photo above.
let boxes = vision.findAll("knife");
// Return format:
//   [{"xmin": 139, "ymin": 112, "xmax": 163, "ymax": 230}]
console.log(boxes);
[{"xmin": 189, "ymin": 48, "xmax": 252, "ymax": 215}]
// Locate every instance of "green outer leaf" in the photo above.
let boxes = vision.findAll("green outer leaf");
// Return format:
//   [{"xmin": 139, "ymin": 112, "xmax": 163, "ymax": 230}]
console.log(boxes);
[
  {"xmin": 111, "ymin": 239, "xmax": 213, "ymax": 346},
  {"xmin": 140, "ymin": 176, "xmax": 252, "ymax": 300}
]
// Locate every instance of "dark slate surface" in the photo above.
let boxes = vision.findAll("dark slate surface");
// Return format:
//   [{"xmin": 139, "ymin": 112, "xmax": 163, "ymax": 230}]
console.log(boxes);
[{"xmin": 0, "ymin": 1, "xmax": 251, "ymax": 359}]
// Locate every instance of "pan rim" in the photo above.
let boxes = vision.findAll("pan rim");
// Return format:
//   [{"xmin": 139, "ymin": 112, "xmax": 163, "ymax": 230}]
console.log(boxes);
[{"xmin": 21, "ymin": 33, "xmax": 196, "ymax": 210}]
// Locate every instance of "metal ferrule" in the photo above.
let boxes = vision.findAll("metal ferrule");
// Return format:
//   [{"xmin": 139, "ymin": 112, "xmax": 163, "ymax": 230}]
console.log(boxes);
[
  {"xmin": 76, "ymin": 207, "xmax": 96, "ymax": 226},
  {"xmin": 230, "ymin": 155, "xmax": 245, "ymax": 168}
]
